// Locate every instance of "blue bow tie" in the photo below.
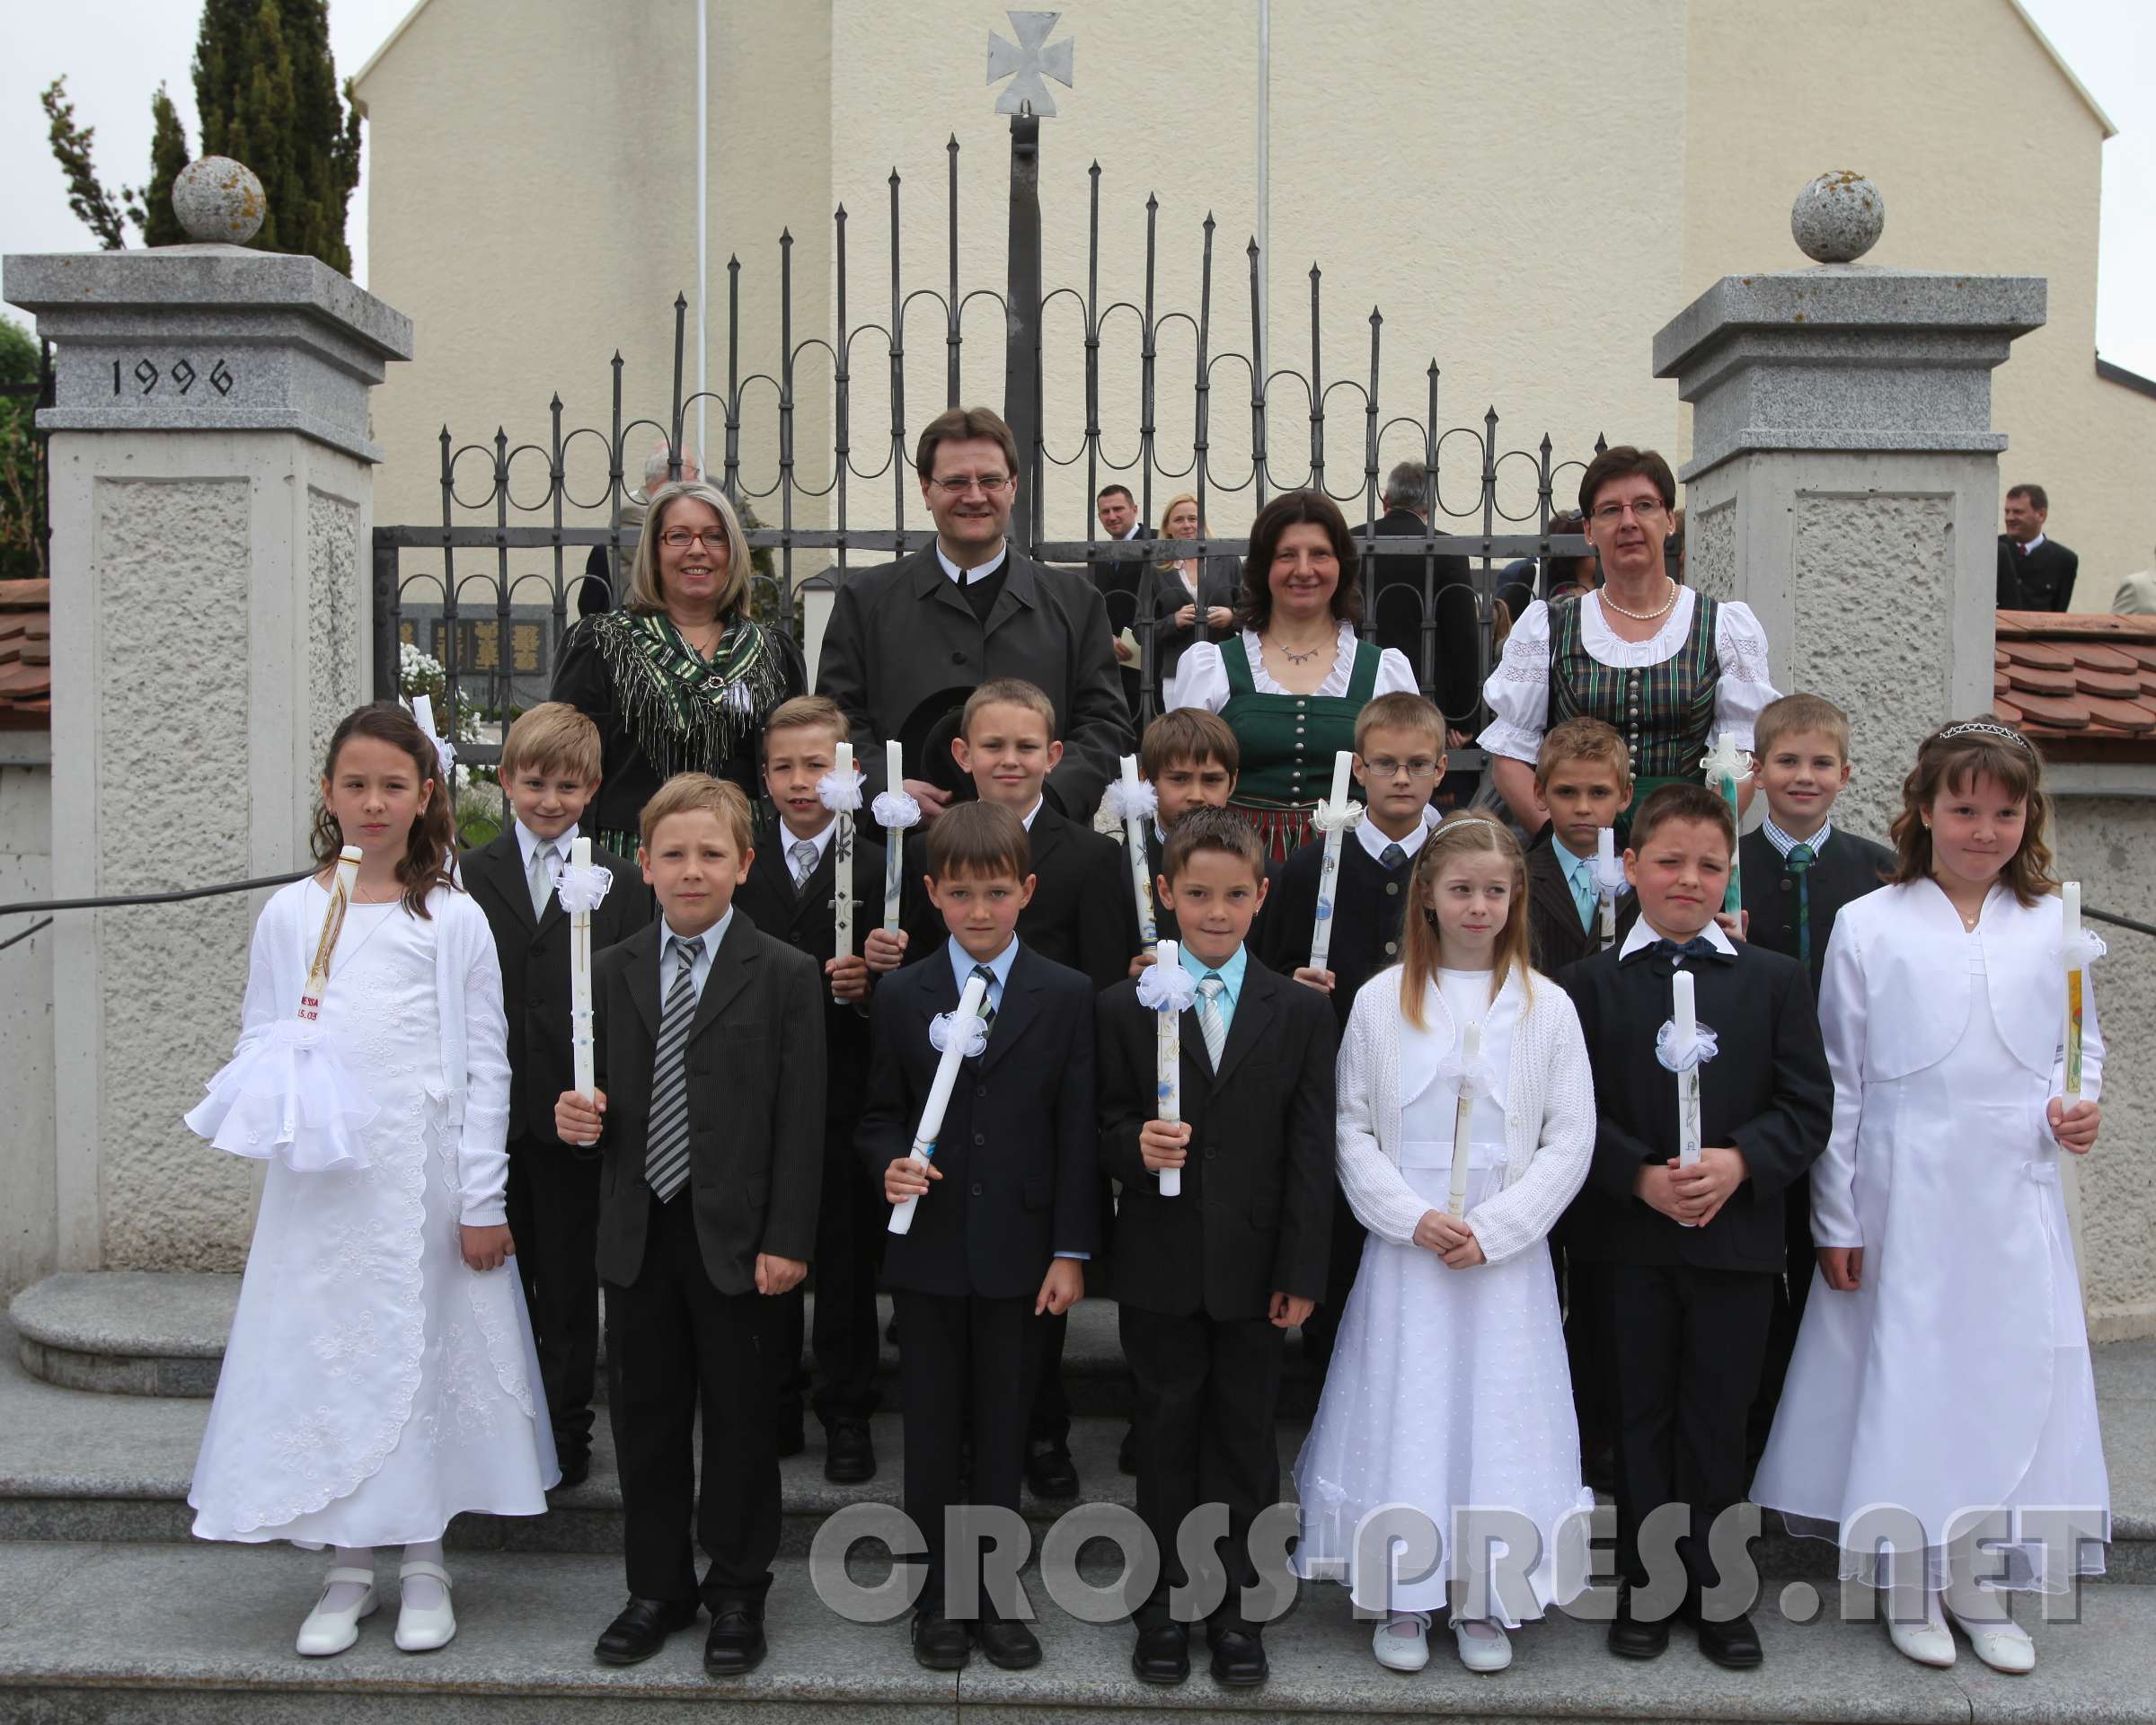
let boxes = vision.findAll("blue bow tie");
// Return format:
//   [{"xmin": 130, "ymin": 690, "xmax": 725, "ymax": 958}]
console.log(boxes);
[{"xmin": 1625, "ymin": 934, "xmax": 1734, "ymax": 965}]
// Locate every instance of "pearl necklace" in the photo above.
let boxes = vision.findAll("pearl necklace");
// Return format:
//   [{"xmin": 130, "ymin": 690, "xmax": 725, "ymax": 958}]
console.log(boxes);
[{"xmin": 1599, "ymin": 579, "xmax": 1679, "ymax": 623}]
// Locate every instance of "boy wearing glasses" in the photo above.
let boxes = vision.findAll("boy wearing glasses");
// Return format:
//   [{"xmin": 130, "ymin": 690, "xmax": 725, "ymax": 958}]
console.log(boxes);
[{"xmin": 1259, "ymin": 692, "xmax": 1445, "ymax": 1375}]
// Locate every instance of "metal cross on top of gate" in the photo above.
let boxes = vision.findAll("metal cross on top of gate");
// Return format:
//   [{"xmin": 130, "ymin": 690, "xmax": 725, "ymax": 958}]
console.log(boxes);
[{"xmin": 988, "ymin": 10, "xmax": 1075, "ymax": 116}]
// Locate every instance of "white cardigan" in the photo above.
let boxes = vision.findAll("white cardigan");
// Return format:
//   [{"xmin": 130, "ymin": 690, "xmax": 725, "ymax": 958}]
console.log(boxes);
[
  {"xmin": 1334, "ymin": 964, "xmax": 1595, "ymax": 1266},
  {"xmin": 234, "ymin": 878, "xmax": 512, "ymax": 1225}
]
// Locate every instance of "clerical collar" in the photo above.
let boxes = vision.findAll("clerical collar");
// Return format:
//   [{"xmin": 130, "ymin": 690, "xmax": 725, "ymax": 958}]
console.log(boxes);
[
  {"xmin": 1761, "ymin": 815, "xmax": 1833, "ymax": 859},
  {"xmin": 936, "ymin": 541, "xmax": 1009, "ymax": 585}
]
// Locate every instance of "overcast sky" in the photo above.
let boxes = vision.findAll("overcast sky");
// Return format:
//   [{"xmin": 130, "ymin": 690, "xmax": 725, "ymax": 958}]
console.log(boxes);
[{"xmin": 2, "ymin": 0, "xmax": 2152, "ymax": 377}]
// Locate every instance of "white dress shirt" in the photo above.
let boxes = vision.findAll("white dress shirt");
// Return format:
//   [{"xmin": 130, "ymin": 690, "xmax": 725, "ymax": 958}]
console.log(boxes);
[{"xmin": 659, "ymin": 907, "xmax": 732, "ymax": 1009}]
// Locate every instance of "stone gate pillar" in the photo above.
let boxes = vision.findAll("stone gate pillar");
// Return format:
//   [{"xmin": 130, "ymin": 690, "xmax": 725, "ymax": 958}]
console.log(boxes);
[
  {"xmin": 4, "ymin": 190, "xmax": 411, "ymax": 1273},
  {"xmin": 1651, "ymin": 177, "xmax": 2045, "ymax": 838}
]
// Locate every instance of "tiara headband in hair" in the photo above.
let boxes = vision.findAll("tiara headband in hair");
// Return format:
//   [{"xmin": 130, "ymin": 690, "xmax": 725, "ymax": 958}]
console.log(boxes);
[{"xmin": 1934, "ymin": 721, "xmax": 2031, "ymax": 749}]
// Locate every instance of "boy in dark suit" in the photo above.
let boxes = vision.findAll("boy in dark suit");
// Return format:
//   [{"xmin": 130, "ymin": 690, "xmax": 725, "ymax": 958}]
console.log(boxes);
[
  {"xmin": 463, "ymin": 703, "xmax": 647, "ymax": 1488},
  {"xmin": 735, "ymin": 695, "xmax": 899, "ymax": 1484},
  {"xmin": 555, "ymin": 774, "xmax": 826, "ymax": 1679},
  {"xmin": 1736, "ymin": 693, "xmax": 1892, "ymax": 1464},
  {"xmin": 1259, "ymin": 691, "xmax": 1444, "ymax": 1373},
  {"xmin": 1126, "ymin": 707, "xmax": 1242, "ymax": 954},
  {"xmin": 1559, "ymin": 783, "xmax": 1831, "ymax": 1671},
  {"xmin": 865, "ymin": 801, "xmax": 1097, "ymax": 1673},
  {"xmin": 1098, "ymin": 809, "xmax": 1335, "ymax": 1689},
  {"xmin": 900, "ymin": 677, "xmax": 1138, "ymax": 1499},
  {"xmin": 1524, "ymin": 717, "xmax": 1634, "ymax": 976}
]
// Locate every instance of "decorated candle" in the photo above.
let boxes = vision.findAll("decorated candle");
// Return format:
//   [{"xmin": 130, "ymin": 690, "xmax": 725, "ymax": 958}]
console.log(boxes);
[
  {"xmin": 1673, "ymin": 969, "xmax": 1701, "ymax": 1170},
  {"xmin": 1118, "ymin": 755, "xmax": 1160, "ymax": 952},
  {"xmin": 832, "ymin": 742, "xmax": 856, "ymax": 961},
  {"xmin": 2063, "ymin": 880, "xmax": 2084, "ymax": 1104},
  {"xmin": 1308, "ymin": 751, "xmax": 1357, "ymax": 973},
  {"xmin": 888, "ymin": 972, "xmax": 989, "ymax": 1235},
  {"xmin": 1154, "ymin": 939, "xmax": 1184, "ymax": 1197},
  {"xmin": 1446, "ymin": 1020, "xmax": 1481, "ymax": 1218}
]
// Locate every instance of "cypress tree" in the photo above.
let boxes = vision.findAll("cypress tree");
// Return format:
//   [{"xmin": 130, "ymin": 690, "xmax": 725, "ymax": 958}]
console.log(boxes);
[
  {"xmin": 194, "ymin": 0, "xmax": 361, "ymax": 273},
  {"xmin": 135, "ymin": 85, "xmax": 192, "ymax": 247}
]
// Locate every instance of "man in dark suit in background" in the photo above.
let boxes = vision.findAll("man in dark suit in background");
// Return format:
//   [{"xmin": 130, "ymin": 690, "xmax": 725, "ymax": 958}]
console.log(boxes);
[
  {"xmin": 1996, "ymin": 482, "xmax": 2079, "ymax": 611},
  {"xmin": 1094, "ymin": 483, "xmax": 1151, "ymax": 719},
  {"xmin": 816, "ymin": 406, "xmax": 1134, "ymax": 822},
  {"xmin": 1365, "ymin": 458, "xmax": 1479, "ymax": 806}
]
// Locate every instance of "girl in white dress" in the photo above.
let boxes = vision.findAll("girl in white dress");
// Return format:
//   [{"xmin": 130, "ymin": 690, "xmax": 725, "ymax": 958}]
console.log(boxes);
[
  {"xmin": 1294, "ymin": 813, "xmax": 1597, "ymax": 1674},
  {"xmin": 189, "ymin": 703, "xmax": 557, "ymax": 1657},
  {"xmin": 1753, "ymin": 719, "xmax": 2107, "ymax": 1676}
]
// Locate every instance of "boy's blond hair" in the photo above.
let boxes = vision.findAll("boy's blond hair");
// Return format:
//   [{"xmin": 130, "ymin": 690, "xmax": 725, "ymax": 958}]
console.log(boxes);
[
  {"xmin": 1140, "ymin": 708, "xmax": 1240, "ymax": 779},
  {"xmin": 961, "ymin": 677, "xmax": 1058, "ymax": 739},
  {"xmin": 500, "ymin": 702, "xmax": 603, "ymax": 783},
  {"xmin": 1533, "ymin": 716, "xmax": 1633, "ymax": 798},
  {"xmin": 639, "ymin": 772, "xmax": 755, "ymax": 856},
  {"xmin": 763, "ymin": 694, "xmax": 850, "ymax": 751},
  {"xmin": 1353, "ymin": 691, "xmax": 1445, "ymax": 755},
  {"xmin": 1754, "ymin": 693, "xmax": 1853, "ymax": 763}
]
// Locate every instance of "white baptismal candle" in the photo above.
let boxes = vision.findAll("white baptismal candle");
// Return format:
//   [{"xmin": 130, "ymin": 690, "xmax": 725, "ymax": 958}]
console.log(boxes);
[
  {"xmin": 881, "ymin": 739, "xmax": 906, "ymax": 934},
  {"xmin": 1597, "ymin": 826, "xmax": 1618, "ymax": 949},
  {"xmin": 1673, "ymin": 969, "xmax": 1701, "ymax": 1171},
  {"xmin": 569, "ymin": 836, "xmax": 597, "ymax": 1135},
  {"xmin": 1307, "ymin": 751, "xmax": 1357, "ymax": 972},
  {"xmin": 2063, "ymin": 880, "xmax": 2084, "ymax": 1104},
  {"xmin": 832, "ymin": 741, "xmax": 855, "ymax": 962},
  {"xmin": 1445, "ymin": 1020, "xmax": 1480, "ymax": 1218},
  {"xmin": 888, "ymin": 972, "xmax": 989, "ymax": 1235},
  {"xmin": 1120, "ymin": 755, "xmax": 1159, "ymax": 951},
  {"xmin": 1155, "ymin": 939, "xmax": 1183, "ymax": 1197}
]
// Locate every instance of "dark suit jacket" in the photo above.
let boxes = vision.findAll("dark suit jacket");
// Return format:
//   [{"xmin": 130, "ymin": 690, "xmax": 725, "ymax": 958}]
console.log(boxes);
[
  {"xmin": 1524, "ymin": 829, "xmax": 1638, "ymax": 978},
  {"xmin": 462, "ymin": 831, "xmax": 649, "ymax": 1145},
  {"xmin": 1257, "ymin": 829, "xmax": 1412, "ymax": 1032},
  {"xmin": 731, "ymin": 822, "xmax": 886, "ymax": 1130},
  {"xmin": 1996, "ymin": 535, "xmax": 2078, "ymax": 612},
  {"xmin": 815, "ymin": 544, "xmax": 1135, "ymax": 818},
  {"xmin": 1557, "ymin": 942, "xmax": 1832, "ymax": 1274},
  {"xmin": 1097, "ymin": 957, "xmax": 1336, "ymax": 1320},
  {"xmin": 1365, "ymin": 506, "xmax": 1472, "ymax": 721},
  {"xmin": 859, "ymin": 944, "xmax": 1099, "ymax": 1300},
  {"xmin": 1134, "ymin": 556, "xmax": 1241, "ymax": 685},
  {"xmin": 589, "ymin": 909, "xmax": 827, "ymax": 1292},
  {"xmin": 903, "ymin": 801, "xmax": 1139, "ymax": 993},
  {"xmin": 1737, "ymin": 826, "xmax": 1892, "ymax": 999}
]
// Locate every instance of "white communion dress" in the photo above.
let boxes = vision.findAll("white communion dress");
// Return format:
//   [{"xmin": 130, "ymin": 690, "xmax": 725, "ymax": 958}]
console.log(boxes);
[
  {"xmin": 190, "ymin": 880, "xmax": 557, "ymax": 1547},
  {"xmin": 1753, "ymin": 880, "xmax": 2109, "ymax": 1593},
  {"xmin": 1294, "ymin": 969, "xmax": 1595, "ymax": 1621}
]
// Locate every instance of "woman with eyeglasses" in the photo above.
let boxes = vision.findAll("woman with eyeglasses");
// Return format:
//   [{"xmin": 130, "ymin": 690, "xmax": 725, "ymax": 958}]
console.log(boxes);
[
  {"xmin": 552, "ymin": 480, "xmax": 805, "ymax": 857},
  {"xmin": 1171, "ymin": 488, "xmax": 1418, "ymax": 857},
  {"xmin": 1479, "ymin": 447, "xmax": 1775, "ymax": 834}
]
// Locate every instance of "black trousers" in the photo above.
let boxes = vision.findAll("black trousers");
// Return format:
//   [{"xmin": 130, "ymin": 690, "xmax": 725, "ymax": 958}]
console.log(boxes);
[
  {"xmin": 1022, "ymin": 1177, "xmax": 1109, "ymax": 1448},
  {"xmin": 1120, "ymin": 1305, "xmax": 1284, "ymax": 1633},
  {"xmin": 1294, "ymin": 1176, "xmax": 1366, "ymax": 1384},
  {"xmin": 893, "ymin": 1287, "xmax": 1041, "ymax": 1617},
  {"xmin": 1607, "ymin": 1261, "xmax": 1773, "ymax": 1598},
  {"xmin": 605, "ymin": 1190, "xmax": 781, "ymax": 1609},
  {"xmin": 504, "ymin": 1134, "xmax": 601, "ymax": 1459},
  {"xmin": 779, "ymin": 1122, "xmax": 885, "ymax": 1429},
  {"xmin": 1746, "ymin": 1190, "xmax": 1817, "ymax": 1474}
]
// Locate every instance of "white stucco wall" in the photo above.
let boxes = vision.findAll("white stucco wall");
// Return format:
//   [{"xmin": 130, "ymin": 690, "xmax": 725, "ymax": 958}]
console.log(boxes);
[{"xmin": 0, "ymin": 748, "xmax": 55, "ymax": 1298}]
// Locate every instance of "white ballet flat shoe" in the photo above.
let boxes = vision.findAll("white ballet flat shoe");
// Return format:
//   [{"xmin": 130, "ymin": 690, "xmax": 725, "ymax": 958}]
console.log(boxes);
[
  {"xmin": 393, "ymin": 1560, "xmax": 457, "ymax": 1653},
  {"xmin": 1885, "ymin": 1606, "xmax": 1957, "ymax": 1668},
  {"xmin": 1451, "ymin": 1617, "xmax": 1513, "ymax": 1673},
  {"xmin": 296, "ymin": 1568, "xmax": 378, "ymax": 1657},
  {"xmin": 1372, "ymin": 1612, "xmax": 1430, "ymax": 1672},
  {"xmin": 1945, "ymin": 1606, "xmax": 2034, "ymax": 1675}
]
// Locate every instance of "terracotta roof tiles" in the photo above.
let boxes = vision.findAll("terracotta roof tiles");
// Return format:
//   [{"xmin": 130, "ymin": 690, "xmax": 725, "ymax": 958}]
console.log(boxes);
[
  {"xmin": 0, "ymin": 580, "xmax": 50, "ymax": 729},
  {"xmin": 1995, "ymin": 609, "xmax": 2156, "ymax": 759}
]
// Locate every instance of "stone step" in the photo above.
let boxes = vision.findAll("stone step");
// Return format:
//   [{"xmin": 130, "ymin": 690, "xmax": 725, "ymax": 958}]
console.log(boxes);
[{"xmin": 1, "ymin": 1539, "xmax": 2151, "ymax": 1725}]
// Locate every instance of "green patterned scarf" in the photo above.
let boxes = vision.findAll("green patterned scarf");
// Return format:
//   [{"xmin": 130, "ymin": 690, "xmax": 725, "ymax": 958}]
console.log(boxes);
[{"xmin": 588, "ymin": 608, "xmax": 788, "ymax": 784}]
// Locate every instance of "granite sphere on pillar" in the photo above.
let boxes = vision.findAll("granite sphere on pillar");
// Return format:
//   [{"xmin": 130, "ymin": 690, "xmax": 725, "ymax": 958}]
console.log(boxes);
[
  {"xmin": 172, "ymin": 156, "xmax": 267, "ymax": 245},
  {"xmin": 1790, "ymin": 171, "xmax": 1884, "ymax": 264}
]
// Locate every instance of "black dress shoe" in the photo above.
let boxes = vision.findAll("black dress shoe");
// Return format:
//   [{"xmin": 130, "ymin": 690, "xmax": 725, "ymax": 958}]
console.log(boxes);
[
  {"xmin": 552, "ymin": 1449, "xmax": 591, "ymax": 1491},
  {"xmin": 703, "ymin": 1606, "xmax": 767, "ymax": 1676},
  {"xmin": 974, "ymin": 1616, "xmax": 1042, "ymax": 1669},
  {"xmin": 1207, "ymin": 1627, "xmax": 1268, "ymax": 1686},
  {"xmin": 595, "ymin": 1597, "xmax": 699, "ymax": 1666},
  {"xmin": 1118, "ymin": 1423, "xmax": 1139, "ymax": 1476},
  {"xmin": 911, "ymin": 1608, "xmax": 970, "ymax": 1670},
  {"xmin": 825, "ymin": 1419, "xmax": 876, "ymax": 1484},
  {"xmin": 1025, "ymin": 1438, "xmax": 1079, "ymax": 1499},
  {"xmin": 1692, "ymin": 1606, "xmax": 1763, "ymax": 1669},
  {"xmin": 775, "ymin": 1423, "xmax": 807, "ymax": 1460},
  {"xmin": 1132, "ymin": 1621, "xmax": 1189, "ymax": 1684},
  {"xmin": 1607, "ymin": 1583, "xmax": 1671, "ymax": 1659}
]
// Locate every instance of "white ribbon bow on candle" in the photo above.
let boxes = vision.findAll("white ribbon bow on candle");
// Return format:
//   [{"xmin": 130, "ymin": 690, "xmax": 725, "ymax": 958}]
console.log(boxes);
[
  {"xmin": 1654, "ymin": 1020, "xmax": 1720, "ymax": 1073},
  {"xmin": 1436, "ymin": 1042, "xmax": 1501, "ymax": 1097},
  {"xmin": 1135, "ymin": 960, "xmax": 1199, "ymax": 1013},
  {"xmin": 409, "ymin": 694, "xmax": 457, "ymax": 783},
  {"xmin": 1101, "ymin": 775, "xmax": 1160, "ymax": 824},
  {"xmin": 1310, "ymin": 796, "xmax": 1365, "ymax": 836},
  {"xmin": 928, "ymin": 1011, "xmax": 990, "ymax": 1058},
  {"xmin": 1698, "ymin": 733, "xmax": 1753, "ymax": 786},
  {"xmin": 552, "ymin": 863, "xmax": 616, "ymax": 915},
  {"xmin": 872, "ymin": 789, "xmax": 923, "ymax": 830},
  {"xmin": 2058, "ymin": 929, "xmax": 2108, "ymax": 969},
  {"xmin": 1592, "ymin": 853, "xmax": 1630, "ymax": 898},
  {"xmin": 817, "ymin": 768, "xmax": 866, "ymax": 812}
]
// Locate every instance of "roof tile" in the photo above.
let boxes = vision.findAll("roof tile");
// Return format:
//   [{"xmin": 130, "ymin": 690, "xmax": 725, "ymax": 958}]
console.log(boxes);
[{"xmin": 1993, "ymin": 610, "xmax": 2156, "ymax": 757}]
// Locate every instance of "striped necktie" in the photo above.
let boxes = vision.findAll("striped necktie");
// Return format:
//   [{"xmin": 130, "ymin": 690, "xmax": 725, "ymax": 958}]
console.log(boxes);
[
  {"xmin": 1197, "ymin": 972, "xmax": 1228, "ymax": 1069},
  {"xmin": 643, "ymin": 934, "xmax": 704, "ymax": 1202},
  {"xmin": 971, "ymin": 962, "xmax": 998, "ymax": 1037},
  {"xmin": 527, "ymin": 842, "xmax": 557, "ymax": 918},
  {"xmin": 1786, "ymin": 843, "xmax": 1815, "ymax": 966}
]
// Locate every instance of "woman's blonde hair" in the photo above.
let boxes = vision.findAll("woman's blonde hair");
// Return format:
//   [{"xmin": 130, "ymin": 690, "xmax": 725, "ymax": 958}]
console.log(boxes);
[
  {"xmin": 1155, "ymin": 491, "xmax": 1202, "ymax": 565},
  {"xmin": 1398, "ymin": 812, "xmax": 1533, "ymax": 1028},
  {"xmin": 624, "ymin": 480, "xmax": 753, "ymax": 618}
]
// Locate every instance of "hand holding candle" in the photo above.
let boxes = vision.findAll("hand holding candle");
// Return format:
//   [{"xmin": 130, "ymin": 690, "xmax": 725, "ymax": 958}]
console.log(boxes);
[
  {"xmin": 820, "ymin": 743, "xmax": 859, "ymax": 965},
  {"xmin": 1700, "ymin": 732, "xmax": 1750, "ymax": 916},
  {"xmin": 888, "ymin": 972, "xmax": 989, "ymax": 1235},
  {"xmin": 1672, "ymin": 969, "xmax": 1701, "ymax": 1171},
  {"xmin": 1446, "ymin": 1020, "xmax": 1481, "ymax": 1218},
  {"xmin": 552, "ymin": 836, "xmax": 620, "ymax": 1145},
  {"xmin": 1593, "ymin": 826, "xmax": 1626, "ymax": 951},
  {"xmin": 1309, "ymin": 751, "xmax": 1361, "ymax": 973},
  {"xmin": 2063, "ymin": 880, "xmax": 2084, "ymax": 1105},
  {"xmin": 1136, "ymin": 939, "xmax": 1199, "ymax": 1197}
]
